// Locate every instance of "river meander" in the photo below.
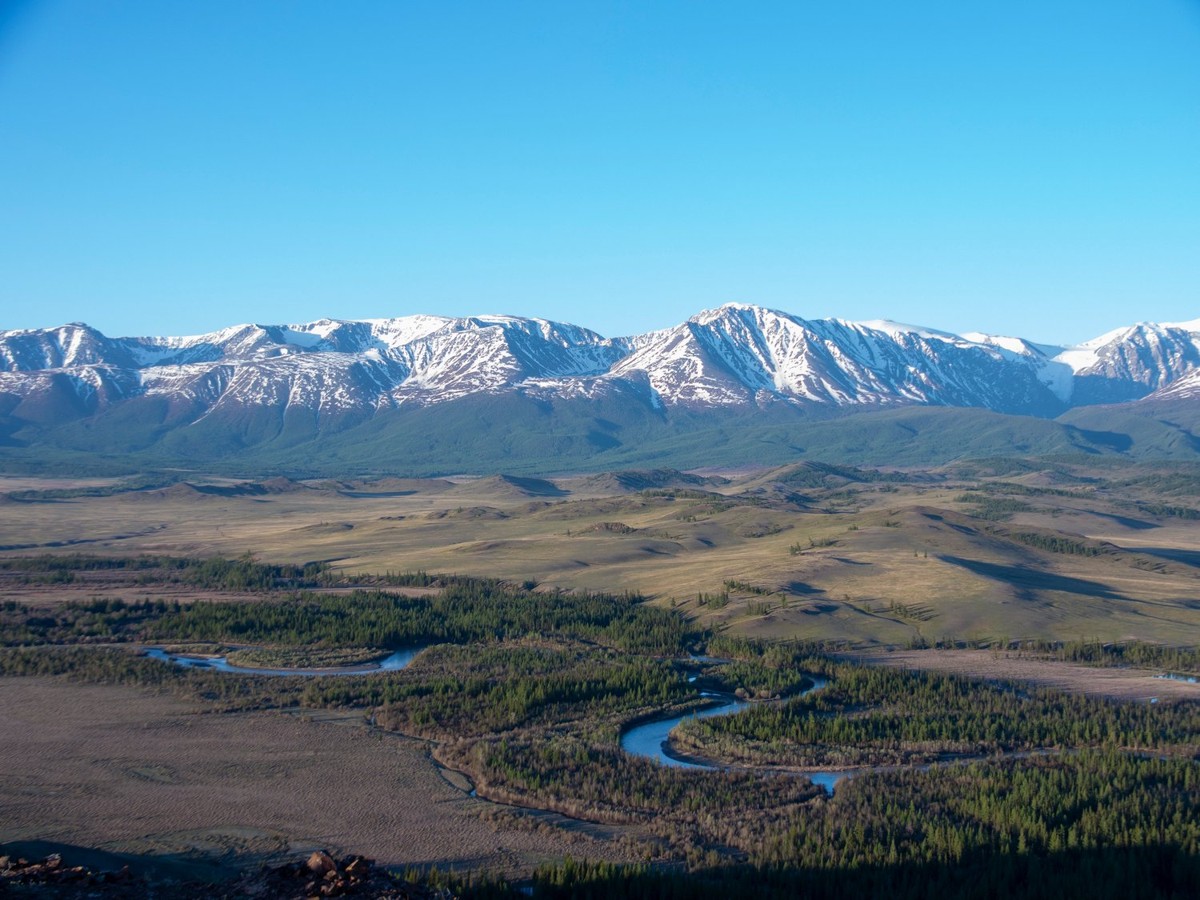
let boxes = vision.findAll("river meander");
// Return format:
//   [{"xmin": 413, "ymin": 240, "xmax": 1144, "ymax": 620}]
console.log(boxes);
[
  {"xmin": 144, "ymin": 646, "xmax": 424, "ymax": 676},
  {"xmin": 619, "ymin": 674, "xmax": 850, "ymax": 794}
]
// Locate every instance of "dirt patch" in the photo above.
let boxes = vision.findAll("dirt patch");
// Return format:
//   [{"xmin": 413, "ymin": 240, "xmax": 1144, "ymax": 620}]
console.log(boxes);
[
  {"xmin": 843, "ymin": 649, "xmax": 1200, "ymax": 702},
  {"xmin": 0, "ymin": 678, "xmax": 625, "ymax": 877}
]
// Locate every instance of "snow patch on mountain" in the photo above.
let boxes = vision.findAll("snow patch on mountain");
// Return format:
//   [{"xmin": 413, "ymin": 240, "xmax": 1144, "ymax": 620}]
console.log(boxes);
[{"xmin": 1, "ymin": 306, "xmax": 1196, "ymax": 434}]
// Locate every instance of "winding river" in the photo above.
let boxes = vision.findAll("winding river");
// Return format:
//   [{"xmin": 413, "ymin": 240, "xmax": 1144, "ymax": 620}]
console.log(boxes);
[
  {"xmin": 1155, "ymin": 672, "xmax": 1198, "ymax": 685},
  {"xmin": 620, "ymin": 674, "xmax": 851, "ymax": 794},
  {"xmin": 144, "ymin": 646, "xmax": 425, "ymax": 676}
]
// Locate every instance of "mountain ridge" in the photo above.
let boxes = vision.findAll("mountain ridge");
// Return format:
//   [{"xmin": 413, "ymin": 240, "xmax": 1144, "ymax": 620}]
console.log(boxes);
[{"xmin": 1, "ymin": 304, "xmax": 1197, "ymax": 474}]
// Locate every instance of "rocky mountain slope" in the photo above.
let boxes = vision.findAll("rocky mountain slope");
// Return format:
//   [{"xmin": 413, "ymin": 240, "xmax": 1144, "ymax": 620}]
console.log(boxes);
[{"xmin": 1, "ymin": 305, "xmax": 1197, "ymax": 473}]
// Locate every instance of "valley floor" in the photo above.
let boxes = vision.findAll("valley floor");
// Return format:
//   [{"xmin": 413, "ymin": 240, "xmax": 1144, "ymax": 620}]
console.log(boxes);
[
  {"xmin": 2, "ymin": 459, "xmax": 1199, "ymax": 896},
  {"xmin": 0, "ymin": 678, "xmax": 620, "ymax": 879},
  {"xmin": 843, "ymin": 648, "xmax": 1200, "ymax": 702}
]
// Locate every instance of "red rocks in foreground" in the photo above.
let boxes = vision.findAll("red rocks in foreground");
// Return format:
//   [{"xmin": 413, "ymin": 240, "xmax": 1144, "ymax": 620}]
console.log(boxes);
[
  {"xmin": 0, "ymin": 848, "xmax": 457, "ymax": 899},
  {"xmin": 0, "ymin": 851, "xmax": 134, "ymax": 889},
  {"xmin": 239, "ymin": 851, "xmax": 457, "ymax": 899}
]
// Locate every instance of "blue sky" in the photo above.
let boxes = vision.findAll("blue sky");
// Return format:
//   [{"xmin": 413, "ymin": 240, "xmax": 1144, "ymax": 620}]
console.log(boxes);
[{"xmin": 1, "ymin": 1, "xmax": 1198, "ymax": 345}]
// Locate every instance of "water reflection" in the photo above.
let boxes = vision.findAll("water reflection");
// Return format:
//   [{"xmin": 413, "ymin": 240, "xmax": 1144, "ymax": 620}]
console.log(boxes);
[
  {"xmin": 620, "ymin": 674, "xmax": 850, "ymax": 794},
  {"xmin": 144, "ymin": 646, "xmax": 424, "ymax": 676}
]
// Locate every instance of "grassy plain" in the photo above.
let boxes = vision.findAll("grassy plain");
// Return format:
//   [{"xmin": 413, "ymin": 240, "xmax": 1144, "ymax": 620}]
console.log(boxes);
[
  {"xmin": 0, "ymin": 677, "xmax": 623, "ymax": 877},
  {"xmin": 4, "ymin": 460, "xmax": 1200, "ymax": 646},
  {"xmin": 843, "ymin": 649, "xmax": 1200, "ymax": 702}
]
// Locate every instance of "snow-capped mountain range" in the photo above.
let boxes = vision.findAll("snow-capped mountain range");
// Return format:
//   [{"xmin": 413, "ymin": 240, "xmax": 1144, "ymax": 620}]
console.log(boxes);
[{"xmin": 3, "ymin": 304, "xmax": 1197, "ymax": 420}]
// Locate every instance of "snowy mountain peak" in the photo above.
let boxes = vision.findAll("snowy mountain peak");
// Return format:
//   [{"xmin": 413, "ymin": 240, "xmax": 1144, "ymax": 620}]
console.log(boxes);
[
  {"xmin": 1049, "ymin": 319, "xmax": 1200, "ymax": 404},
  {"xmin": 858, "ymin": 319, "xmax": 965, "ymax": 343},
  {"xmin": 0, "ymin": 307, "xmax": 1196, "ymax": 439}
]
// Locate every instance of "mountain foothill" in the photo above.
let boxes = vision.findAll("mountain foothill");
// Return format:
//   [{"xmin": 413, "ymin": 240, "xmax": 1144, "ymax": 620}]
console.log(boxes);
[{"xmin": 1, "ymin": 304, "xmax": 1197, "ymax": 474}]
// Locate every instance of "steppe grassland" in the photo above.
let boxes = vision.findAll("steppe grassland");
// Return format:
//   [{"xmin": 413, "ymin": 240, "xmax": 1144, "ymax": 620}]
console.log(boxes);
[
  {"xmin": 844, "ymin": 648, "xmax": 1200, "ymax": 702},
  {"xmin": 3, "ymin": 464, "xmax": 1200, "ymax": 646},
  {"xmin": 0, "ymin": 677, "xmax": 620, "ymax": 873},
  {"xmin": 1, "ymin": 471, "xmax": 1198, "ymax": 887}
]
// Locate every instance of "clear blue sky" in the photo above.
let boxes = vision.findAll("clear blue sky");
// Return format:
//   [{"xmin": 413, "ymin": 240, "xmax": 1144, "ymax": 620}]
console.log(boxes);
[{"xmin": 1, "ymin": 1, "xmax": 1198, "ymax": 345}]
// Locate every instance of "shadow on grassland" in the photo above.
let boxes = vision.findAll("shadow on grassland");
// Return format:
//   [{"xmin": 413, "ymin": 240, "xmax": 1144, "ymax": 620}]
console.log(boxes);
[
  {"xmin": 938, "ymin": 556, "xmax": 1127, "ymax": 601},
  {"xmin": 1132, "ymin": 546, "xmax": 1200, "ymax": 569},
  {"xmin": 0, "ymin": 839, "xmax": 235, "ymax": 885}
]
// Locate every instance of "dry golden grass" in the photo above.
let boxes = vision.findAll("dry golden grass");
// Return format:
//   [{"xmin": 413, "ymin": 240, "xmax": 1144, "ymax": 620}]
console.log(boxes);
[
  {"xmin": 843, "ymin": 649, "xmax": 1200, "ymax": 702},
  {"xmin": 2, "ymin": 467, "xmax": 1199, "ymax": 645}
]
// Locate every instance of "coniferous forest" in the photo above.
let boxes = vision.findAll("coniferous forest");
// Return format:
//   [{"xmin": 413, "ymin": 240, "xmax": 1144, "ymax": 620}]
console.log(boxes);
[{"xmin": 0, "ymin": 555, "xmax": 1197, "ymax": 898}]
